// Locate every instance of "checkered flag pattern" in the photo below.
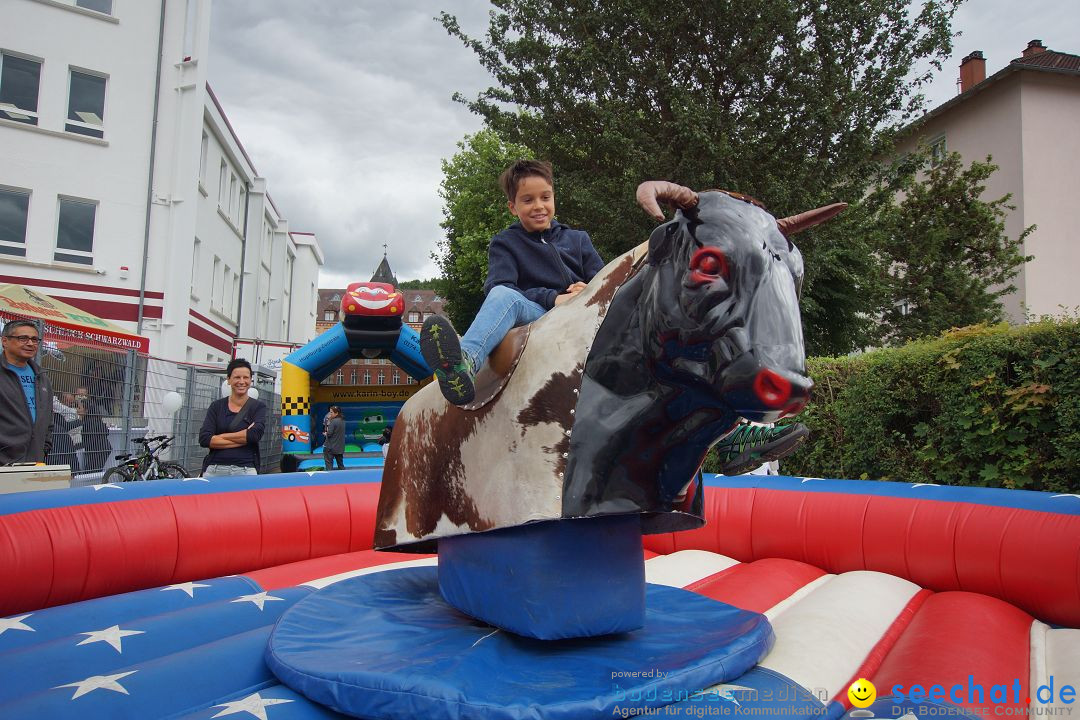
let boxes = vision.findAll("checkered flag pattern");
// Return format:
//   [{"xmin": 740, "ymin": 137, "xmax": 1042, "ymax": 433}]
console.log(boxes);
[{"xmin": 283, "ymin": 396, "xmax": 310, "ymax": 415}]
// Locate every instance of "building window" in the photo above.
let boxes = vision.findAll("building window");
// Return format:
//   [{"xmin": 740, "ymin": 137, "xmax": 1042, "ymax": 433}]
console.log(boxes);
[
  {"xmin": 392, "ymin": 372, "xmax": 400, "ymax": 385},
  {"xmin": 211, "ymin": 255, "xmax": 222, "ymax": 310},
  {"xmin": 350, "ymin": 369, "xmax": 357, "ymax": 384},
  {"xmin": 199, "ymin": 132, "xmax": 208, "ymax": 184},
  {"xmin": 282, "ymin": 251, "xmax": 293, "ymax": 337},
  {"xmin": 218, "ymin": 160, "xmax": 227, "ymax": 206},
  {"xmin": 76, "ymin": 0, "xmax": 113, "ymax": 14},
  {"xmin": 0, "ymin": 53, "xmax": 41, "ymax": 125},
  {"xmin": 408, "ymin": 311, "xmax": 420, "ymax": 323},
  {"xmin": 229, "ymin": 173, "xmax": 238, "ymax": 220},
  {"xmin": 323, "ymin": 311, "xmax": 335, "ymax": 322},
  {"xmin": 237, "ymin": 185, "xmax": 246, "ymax": 225},
  {"xmin": 54, "ymin": 197, "xmax": 96, "ymax": 264},
  {"xmin": 190, "ymin": 237, "xmax": 201, "ymax": 298},
  {"xmin": 66, "ymin": 69, "xmax": 106, "ymax": 138},
  {"xmin": 363, "ymin": 370, "xmax": 371, "ymax": 384},
  {"xmin": 422, "ymin": 312, "xmax": 434, "ymax": 320},
  {"xmin": 330, "ymin": 293, "xmax": 341, "ymax": 302},
  {"xmin": 377, "ymin": 371, "xmax": 385, "ymax": 385},
  {"xmin": 335, "ymin": 370, "xmax": 344, "ymax": 384},
  {"xmin": 0, "ymin": 186, "xmax": 30, "ymax": 257},
  {"xmin": 231, "ymin": 270, "xmax": 239, "ymax": 318},
  {"xmin": 929, "ymin": 134, "xmax": 947, "ymax": 166}
]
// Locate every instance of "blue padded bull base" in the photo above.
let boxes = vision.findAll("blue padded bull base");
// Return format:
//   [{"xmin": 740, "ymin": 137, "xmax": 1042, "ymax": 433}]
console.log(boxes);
[
  {"xmin": 266, "ymin": 567, "xmax": 774, "ymax": 720},
  {"xmin": 438, "ymin": 515, "xmax": 646, "ymax": 639}
]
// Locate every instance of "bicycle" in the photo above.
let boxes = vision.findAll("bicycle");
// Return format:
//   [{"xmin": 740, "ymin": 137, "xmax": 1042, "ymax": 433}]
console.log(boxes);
[{"xmin": 102, "ymin": 435, "xmax": 190, "ymax": 482}]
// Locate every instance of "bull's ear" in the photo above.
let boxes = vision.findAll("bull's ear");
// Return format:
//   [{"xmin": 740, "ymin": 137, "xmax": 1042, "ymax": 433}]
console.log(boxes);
[
  {"xmin": 647, "ymin": 219, "xmax": 680, "ymax": 264},
  {"xmin": 776, "ymin": 203, "xmax": 847, "ymax": 237},
  {"xmin": 788, "ymin": 242, "xmax": 805, "ymax": 300}
]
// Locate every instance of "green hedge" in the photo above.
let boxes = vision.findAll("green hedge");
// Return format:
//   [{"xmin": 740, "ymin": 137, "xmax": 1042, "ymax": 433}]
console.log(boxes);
[{"xmin": 705, "ymin": 319, "xmax": 1080, "ymax": 492}]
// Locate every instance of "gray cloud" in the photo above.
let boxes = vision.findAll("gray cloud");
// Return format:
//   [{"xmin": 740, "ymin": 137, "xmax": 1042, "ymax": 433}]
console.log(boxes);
[
  {"xmin": 920, "ymin": 0, "xmax": 1078, "ymax": 108},
  {"xmin": 208, "ymin": 1, "xmax": 1077, "ymax": 289},
  {"xmin": 208, "ymin": 1, "xmax": 493, "ymax": 287}
]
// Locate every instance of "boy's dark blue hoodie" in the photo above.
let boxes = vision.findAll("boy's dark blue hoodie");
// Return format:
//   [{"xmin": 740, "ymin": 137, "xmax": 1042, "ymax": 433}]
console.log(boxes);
[{"xmin": 482, "ymin": 220, "xmax": 605, "ymax": 310}]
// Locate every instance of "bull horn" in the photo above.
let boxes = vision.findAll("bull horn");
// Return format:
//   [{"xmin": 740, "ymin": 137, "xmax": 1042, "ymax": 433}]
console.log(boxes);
[
  {"xmin": 775, "ymin": 203, "xmax": 848, "ymax": 237},
  {"xmin": 636, "ymin": 181, "xmax": 699, "ymax": 222}
]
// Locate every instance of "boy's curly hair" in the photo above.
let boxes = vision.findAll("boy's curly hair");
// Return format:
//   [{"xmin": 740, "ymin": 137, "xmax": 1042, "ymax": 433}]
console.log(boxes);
[{"xmin": 498, "ymin": 159, "xmax": 553, "ymax": 201}]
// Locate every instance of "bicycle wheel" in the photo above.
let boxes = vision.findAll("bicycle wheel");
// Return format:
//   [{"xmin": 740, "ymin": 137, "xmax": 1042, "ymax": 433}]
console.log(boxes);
[
  {"xmin": 156, "ymin": 462, "xmax": 190, "ymax": 480},
  {"xmin": 102, "ymin": 465, "xmax": 136, "ymax": 483}
]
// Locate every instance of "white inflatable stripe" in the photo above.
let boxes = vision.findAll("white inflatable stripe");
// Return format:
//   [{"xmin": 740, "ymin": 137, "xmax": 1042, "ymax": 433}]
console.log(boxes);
[
  {"xmin": 1031, "ymin": 620, "xmax": 1050, "ymax": 702},
  {"xmin": 1043, "ymin": 627, "xmax": 1080, "ymax": 713},
  {"xmin": 644, "ymin": 550, "xmax": 740, "ymax": 587},
  {"xmin": 302, "ymin": 557, "xmax": 440, "ymax": 589},
  {"xmin": 764, "ymin": 574, "xmax": 834, "ymax": 621},
  {"xmin": 757, "ymin": 571, "xmax": 921, "ymax": 704}
]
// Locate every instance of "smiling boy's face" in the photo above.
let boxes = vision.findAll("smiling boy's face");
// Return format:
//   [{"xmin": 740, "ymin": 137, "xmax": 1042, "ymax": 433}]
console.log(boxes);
[{"xmin": 508, "ymin": 175, "xmax": 555, "ymax": 233}]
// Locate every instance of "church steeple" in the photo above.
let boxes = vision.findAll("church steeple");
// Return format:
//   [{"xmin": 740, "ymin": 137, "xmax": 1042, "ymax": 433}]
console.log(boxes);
[{"xmin": 370, "ymin": 244, "xmax": 397, "ymax": 285}]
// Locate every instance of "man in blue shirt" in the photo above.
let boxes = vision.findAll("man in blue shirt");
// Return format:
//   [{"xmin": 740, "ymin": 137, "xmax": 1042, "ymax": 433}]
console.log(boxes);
[{"xmin": 0, "ymin": 320, "xmax": 53, "ymax": 464}]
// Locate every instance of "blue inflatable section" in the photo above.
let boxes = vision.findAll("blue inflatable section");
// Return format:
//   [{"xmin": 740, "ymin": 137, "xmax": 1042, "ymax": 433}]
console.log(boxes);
[
  {"xmin": 298, "ymin": 455, "xmax": 385, "ymax": 471},
  {"xmin": 266, "ymin": 567, "xmax": 774, "ymax": 720},
  {"xmin": 439, "ymin": 515, "xmax": 645, "ymax": 639},
  {"xmin": 0, "ymin": 580, "xmax": 313, "ymax": 719}
]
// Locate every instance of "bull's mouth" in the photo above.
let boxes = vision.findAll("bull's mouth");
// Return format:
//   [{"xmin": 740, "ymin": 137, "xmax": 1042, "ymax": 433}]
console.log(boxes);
[{"xmin": 716, "ymin": 351, "xmax": 811, "ymax": 421}]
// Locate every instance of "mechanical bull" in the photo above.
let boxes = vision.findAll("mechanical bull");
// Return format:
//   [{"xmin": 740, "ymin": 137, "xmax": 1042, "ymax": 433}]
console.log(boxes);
[{"xmin": 375, "ymin": 181, "xmax": 844, "ymax": 552}]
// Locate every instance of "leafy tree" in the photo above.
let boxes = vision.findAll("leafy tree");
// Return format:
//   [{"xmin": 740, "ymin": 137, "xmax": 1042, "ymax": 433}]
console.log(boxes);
[
  {"xmin": 437, "ymin": 127, "xmax": 531, "ymax": 330},
  {"xmin": 439, "ymin": 0, "xmax": 961, "ymax": 354},
  {"xmin": 873, "ymin": 150, "xmax": 1033, "ymax": 344},
  {"xmin": 396, "ymin": 278, "xmax": 440, "ymax": 290}
]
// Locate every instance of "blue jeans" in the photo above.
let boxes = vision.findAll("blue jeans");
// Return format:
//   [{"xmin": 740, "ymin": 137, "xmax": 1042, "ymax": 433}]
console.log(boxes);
[{"xmin": 461, "ymin": 285, "xmax": 546, "ymax": 369}]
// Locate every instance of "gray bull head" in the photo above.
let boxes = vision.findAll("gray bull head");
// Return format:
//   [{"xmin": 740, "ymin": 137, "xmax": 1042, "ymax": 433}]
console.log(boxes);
[
  {"xmin": 374, "ymin": 182, "xmax": 844, "ymax": 550},
  {"xmin": 562, "ymin": 183, "xmax": 844, "ymax": 527}
]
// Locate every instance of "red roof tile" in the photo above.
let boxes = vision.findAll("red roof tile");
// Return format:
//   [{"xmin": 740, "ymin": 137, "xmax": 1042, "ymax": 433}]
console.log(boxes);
[{"xmin": 1012, "ymin": 49, "xmax": 1080, "ymax": 72}]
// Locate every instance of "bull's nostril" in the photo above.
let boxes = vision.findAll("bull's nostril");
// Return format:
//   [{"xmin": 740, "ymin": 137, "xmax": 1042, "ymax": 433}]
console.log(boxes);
[
  {"xmin": 753, "ymin": 369, "xmax": 791, "ymax": 409},
  {"xmin": 782, "ymin": 398, "xmax": 807, "ymax": 418}
]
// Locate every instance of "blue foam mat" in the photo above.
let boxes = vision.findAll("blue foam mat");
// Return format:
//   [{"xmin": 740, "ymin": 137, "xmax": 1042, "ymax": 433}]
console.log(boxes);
[{"xmin": 266, "ymin": 567, "xmax": 774, "ymax": 720}]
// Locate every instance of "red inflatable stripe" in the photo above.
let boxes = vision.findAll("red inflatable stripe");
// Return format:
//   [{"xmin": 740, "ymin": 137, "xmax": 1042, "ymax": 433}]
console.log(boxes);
[
  {"xmin": 685, "ymin": 558, "xmax": 826, "ymax": 614},
  {"xmin": 0, "ymin": 483, "xmax": 385, "ymax": 616},
  {"xmin": 248, "ymin": 549, "xmax": 435, "ymax": 590},
  {"xmin": 872, "ymin": 592, "xmax": 1034, "ymax": 712},
  {"xmin": 645, "ymin": 487, "xmax": 1080, "ymax": 627}
]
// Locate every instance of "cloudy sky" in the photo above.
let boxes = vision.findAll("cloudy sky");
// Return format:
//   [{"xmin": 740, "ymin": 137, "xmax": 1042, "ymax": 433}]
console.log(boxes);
[{"xmin": 206, "ymin": 1, "xmax": 1079, "ymax": 289}]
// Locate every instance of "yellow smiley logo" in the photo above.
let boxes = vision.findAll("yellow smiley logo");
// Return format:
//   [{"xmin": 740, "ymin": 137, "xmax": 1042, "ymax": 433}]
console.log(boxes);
[{"xmin": 848, "ymin": 678, "xmax": 877, "ymax": 708}]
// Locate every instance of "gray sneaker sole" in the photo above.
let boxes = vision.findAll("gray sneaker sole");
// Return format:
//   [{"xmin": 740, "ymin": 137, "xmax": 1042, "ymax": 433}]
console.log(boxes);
[
  {"xmin": 419, "ymin": 316, "xmax": 475, "ymax": 406},
  {"xmin": 720, "ymin": 424, "xmax": 810, "ymax": 476}
]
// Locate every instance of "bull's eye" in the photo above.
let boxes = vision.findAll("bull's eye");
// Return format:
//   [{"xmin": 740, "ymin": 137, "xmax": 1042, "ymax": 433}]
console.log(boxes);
[{"xmin": 688, "ymin": 247, "xmax": 728, "ymax": 286}]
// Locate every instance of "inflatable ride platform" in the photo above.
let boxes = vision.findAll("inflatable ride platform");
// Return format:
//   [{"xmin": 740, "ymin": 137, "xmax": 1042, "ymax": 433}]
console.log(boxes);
[{"xmin": 1, "ymin": 470, "xmax": 1077, "ymax": 719}]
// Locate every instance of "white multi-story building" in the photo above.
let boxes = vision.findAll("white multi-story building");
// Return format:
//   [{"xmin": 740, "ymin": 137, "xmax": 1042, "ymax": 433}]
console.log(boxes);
[
  {"xmin": 0, "ymin": 0, "xmax": 322, "ymax": 362},
  {"xmin": 896, "ymin": 40, "xmax": 1080, "ymax": 323}
]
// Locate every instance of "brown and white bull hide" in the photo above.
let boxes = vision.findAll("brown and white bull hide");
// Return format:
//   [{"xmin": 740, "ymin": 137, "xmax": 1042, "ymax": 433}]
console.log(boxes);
[{"xmin": 374, "ymin": 245, "xmax": 646, "ymax": 552}]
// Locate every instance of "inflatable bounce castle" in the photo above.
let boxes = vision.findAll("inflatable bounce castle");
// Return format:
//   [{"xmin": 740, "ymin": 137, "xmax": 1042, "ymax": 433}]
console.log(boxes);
[
  {"xmin": 0, "ymin": 183, "xmax": 1077, "ymax": 720},
  {"xmin": 278, "ymin": 257, "xmax": 434, "ymax": 472}
]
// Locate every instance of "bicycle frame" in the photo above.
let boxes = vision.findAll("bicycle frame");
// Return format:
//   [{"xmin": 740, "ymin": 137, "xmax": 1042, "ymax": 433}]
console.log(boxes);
[{"xmin": 111, "ymin": 436, "xmax": 177, "ymax": 481}]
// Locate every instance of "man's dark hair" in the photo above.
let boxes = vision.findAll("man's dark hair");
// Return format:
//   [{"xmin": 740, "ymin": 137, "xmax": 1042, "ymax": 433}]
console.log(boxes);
[
  {"xmin": 498, "ymin": 159, "xmax": 554, "ymax": 201},
  {"xmin": 3, "ymin": 320, "xmax": 38, "ymax": 338},
  {"xmin": 226, "ymin": 358, "xmax": 252, "ymax": 378}
]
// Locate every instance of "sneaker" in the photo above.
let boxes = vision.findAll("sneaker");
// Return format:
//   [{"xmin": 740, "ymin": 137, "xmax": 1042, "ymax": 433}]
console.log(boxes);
[
  {"xmin": 420, "ymin": 316, "xmax": 476, "ymax": 406},
  {"xmin": 714, "ymin": 422, "xmax": 810, "ymax": 476}
]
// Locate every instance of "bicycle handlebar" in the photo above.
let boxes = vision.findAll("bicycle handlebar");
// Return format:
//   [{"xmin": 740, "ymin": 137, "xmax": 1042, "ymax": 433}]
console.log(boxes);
[{"xmin": 134, "ymin": 435, "xmax": 171, "ymax": 444}]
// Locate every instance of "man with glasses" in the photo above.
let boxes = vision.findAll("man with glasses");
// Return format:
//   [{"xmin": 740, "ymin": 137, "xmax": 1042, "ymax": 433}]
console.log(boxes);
[{"xmin": 0, "ymin": 320, "xmax": 53, "ymax": 465}]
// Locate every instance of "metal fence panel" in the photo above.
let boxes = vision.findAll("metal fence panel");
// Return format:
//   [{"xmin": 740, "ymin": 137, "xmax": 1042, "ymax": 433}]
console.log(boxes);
[{"xmin": 3, "ymin": 313, "xmax": 280, "ymax": 484}]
